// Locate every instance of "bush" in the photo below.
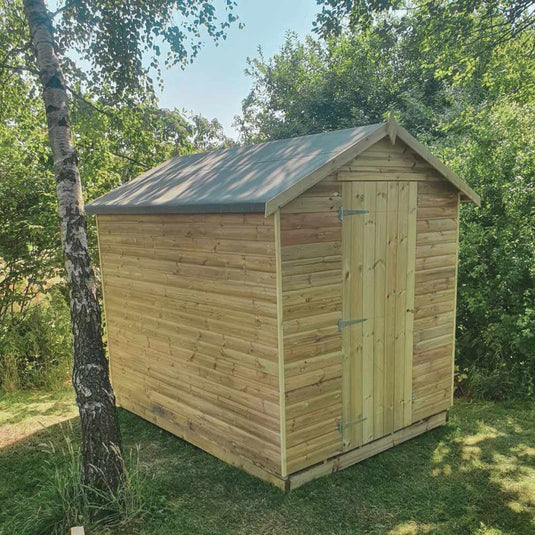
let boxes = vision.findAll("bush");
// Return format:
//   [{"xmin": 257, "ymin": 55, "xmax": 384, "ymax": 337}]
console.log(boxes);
[
  {"xmin": 6, "ymin": 433, "xmax": 156, "ymax": 535},
  {"xmin": 0, "ymin": 288, "xmax": 72, "ymax": 391},
  {"xmin": 452, "ymin": 103, "xmax": 535, "ymax": 400}
]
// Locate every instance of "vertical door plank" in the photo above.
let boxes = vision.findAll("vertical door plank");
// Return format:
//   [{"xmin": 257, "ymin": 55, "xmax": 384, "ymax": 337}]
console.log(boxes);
[
  {"xmin": 384, "ymin": 182, "xmax": 399, "ymax": 435},
  {"xmin": 362, "ymin": 182, "xmax": 376, "ymax": 444},
  {"xmin": 350, "ymin": 182, "xmax": 365, "ymax": 447},
  {"xmin": 403, "ymin": 182, "xmax": 417, "ymax": 427},
  {"xmin": 394, "ymin": 182, "xmax": 410, "ymax": 431},
  {"xmin": 341, "ymin": 182, "xmax": 353, "ymax": 450},
  {"xmin": 373, "ymin": 183, "xmax": 387, "ymax": 439}
]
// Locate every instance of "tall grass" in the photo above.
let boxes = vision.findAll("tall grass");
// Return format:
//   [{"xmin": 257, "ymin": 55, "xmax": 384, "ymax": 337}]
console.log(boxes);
[{"xmin": 5, "ymin": 432, "xmax": 156, "ymax": 535}]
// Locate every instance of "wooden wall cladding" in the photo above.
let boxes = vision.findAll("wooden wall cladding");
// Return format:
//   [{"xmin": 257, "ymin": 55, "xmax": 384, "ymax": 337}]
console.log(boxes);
[
  {"xmin": 412, "ymin": 182, "xmax": 459, "ymax": 422},
  {"xmin": 97, "ymin": 213, "xmax": 282, "ymax": 476},
  {"xmin": 280, "ymin": 176, "xmax": 344, "ymax": 474}
]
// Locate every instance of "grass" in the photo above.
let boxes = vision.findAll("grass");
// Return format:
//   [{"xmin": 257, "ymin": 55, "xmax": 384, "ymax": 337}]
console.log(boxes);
[{"xmin": 1, "ymin": 390, "xmax": 534, "ymax": 535}]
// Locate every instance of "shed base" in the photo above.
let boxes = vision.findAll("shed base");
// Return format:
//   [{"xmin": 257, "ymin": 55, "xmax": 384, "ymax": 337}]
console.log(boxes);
[
  {"xmin": 118, "ymin": 396, "xmax": 446, "ymax": 492},
  {"xmin": 284, "ymin": 410, "xmax": 447, "ymax": 490}
]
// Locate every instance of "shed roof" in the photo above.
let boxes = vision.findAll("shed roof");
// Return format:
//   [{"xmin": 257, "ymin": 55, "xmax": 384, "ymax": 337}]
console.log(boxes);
[{"xmin": 86, "ymin": 119, "xmax": 480, "ymax": 216}]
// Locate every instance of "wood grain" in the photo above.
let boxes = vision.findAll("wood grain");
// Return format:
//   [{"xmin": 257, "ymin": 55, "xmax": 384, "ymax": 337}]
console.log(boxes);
[
  {"xmin": 412, "ymin": 182, "xmax": 459, "ymax": 421},
  {"xmin": 98, "ymin": 213, "xmax": 282, "ymax": 476}
]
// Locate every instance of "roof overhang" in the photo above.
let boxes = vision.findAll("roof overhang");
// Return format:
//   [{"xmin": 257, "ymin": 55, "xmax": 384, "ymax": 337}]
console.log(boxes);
[{"xmin": 264, "ymin": 116, "xmax": 480, "ymax": 215}]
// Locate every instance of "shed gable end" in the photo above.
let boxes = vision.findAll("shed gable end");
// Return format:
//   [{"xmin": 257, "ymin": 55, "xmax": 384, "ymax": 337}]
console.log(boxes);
[
  {"xmin": 337, "ymin": 138, "xmax": 446, "ymax": 183},
  {"xmin": 267, "ymin": 123, "xmax": 480, "ymax": 214}
]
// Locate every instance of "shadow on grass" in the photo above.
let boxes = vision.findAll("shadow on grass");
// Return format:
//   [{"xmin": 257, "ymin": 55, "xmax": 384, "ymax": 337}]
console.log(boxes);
[
  {"xmin": 0, "ymin": 389, "xmax": 75, "ymax": 427},
  {"xmin": 1, "ymin": 401, "xmax": 534, "ymax": 535}
]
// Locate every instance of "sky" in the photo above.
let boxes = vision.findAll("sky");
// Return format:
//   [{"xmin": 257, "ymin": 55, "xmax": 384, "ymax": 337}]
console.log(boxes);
[{"xmin": 156, "ymin": 0, "xmax": 321, "ymax": 139}]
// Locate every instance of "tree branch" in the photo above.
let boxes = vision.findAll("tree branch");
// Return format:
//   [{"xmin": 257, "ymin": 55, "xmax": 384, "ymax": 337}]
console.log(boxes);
[
  {"xmin": 65, "ymin": 83, "xmax": 115, "ymax": 118},
  {"xmin": 1, "ymin": 64, "xmax": 40, "ymax": 76},
  {"xmin": 107, "ymin": 149, "xmax": 151, "ymax": 170},
  {"xmin": 50, "ymin": 0, "xmax": 83, "ymax": 19}
]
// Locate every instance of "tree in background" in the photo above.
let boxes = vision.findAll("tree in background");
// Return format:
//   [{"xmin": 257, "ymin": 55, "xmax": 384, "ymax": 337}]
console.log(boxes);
[
  {"xmin": 237, "ymin": 5, "xmax": 535, "ymax": 398},
  {"xmin": 2, "ymin": 0, "xmax": 238, "ymax": 494},
  {"xmin": 313, "ymin": 0, "xmax": 534, "ymax": 58},
  {"xmin": 236, "ymin": 30, "xmax": 446, "ymax": 142},
  {"xmin": 189, "ymin": 114, "xmax": 236, "ymax": 151}
]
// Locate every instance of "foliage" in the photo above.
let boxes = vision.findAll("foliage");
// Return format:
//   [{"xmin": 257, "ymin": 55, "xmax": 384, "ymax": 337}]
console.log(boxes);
[
  {"xmin": 236, "ymin": 31, "xmax": 446, "ymax": 143},
  {"xmin": 2, "ymin": 392, "xmax": 535, "ymax": 534},
  {"xmin": 451, "ymin": 102, "xmax": 535, "ymax": 400},
  {"xmin": 0, "ymin": 0, "xmax": 238, "ymax": 393},
  {"xmin": 53, "ymin": 0, "xmax": 241, "ymax": 103},
  {"xmin": 0, "ymin": 19, "xmax": 59, "ymax": 324},
  {"xmin": 5, "ymin": 432, "xmax": 156, "ymax": 535},
  {"xmin": 314, "ymin": 0, "xmax": 535, "ymax": 77},
  {"xmin": 189, "ymin": 114, "xmax": 236, "ymax": 151},
  {"xmin": 0, "ymin": 288, "xmax": 71, "ymax": 392},
  {"xmin": 237, "ymin": 14, "xmax": 535, "ymax": 399}
]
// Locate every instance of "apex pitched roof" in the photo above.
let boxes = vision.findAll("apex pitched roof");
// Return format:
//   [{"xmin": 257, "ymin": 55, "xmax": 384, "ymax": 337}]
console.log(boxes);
[{"xmin": 86, "ymin": 118, "xmax": 480, "ymax": 216}]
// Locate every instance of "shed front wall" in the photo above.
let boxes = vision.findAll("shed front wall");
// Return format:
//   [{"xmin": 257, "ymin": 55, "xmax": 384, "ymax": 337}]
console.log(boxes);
[
  {"xmin": 97, "ymin": 213, "xmax": 282, "ymax": 478},
  {"xmin": 279, "ymin": 137, "xmax": 460, "ymax": 476},
  {"xmin": 279, "ymin": 177, "xmax": 344, "ymax": 474}
]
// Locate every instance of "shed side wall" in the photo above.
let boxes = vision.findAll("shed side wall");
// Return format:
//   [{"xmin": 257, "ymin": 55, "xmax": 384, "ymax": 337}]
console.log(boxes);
[
  {"xmin": 279, "ymin": 177, "xmax": 344, "ymax": 474},
  {"xmin": 97, "ymin": 213, "xmax": 282, "ymax": 476}
]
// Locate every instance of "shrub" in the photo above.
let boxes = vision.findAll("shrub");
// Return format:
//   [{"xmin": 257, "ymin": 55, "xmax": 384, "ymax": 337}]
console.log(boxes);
[
  {"xmin": 452, "ymin": 103, "xmax": 535, "ymax": 400},
  {"xmin": 0, "ymin": 288, "xmax": 72, "ymax": 391}
]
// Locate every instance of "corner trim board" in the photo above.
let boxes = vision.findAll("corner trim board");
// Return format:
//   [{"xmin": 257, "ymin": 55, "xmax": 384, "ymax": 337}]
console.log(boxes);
[{"xmin": 274, "ymin": 209, "xmax": 288, "ymax": 478}]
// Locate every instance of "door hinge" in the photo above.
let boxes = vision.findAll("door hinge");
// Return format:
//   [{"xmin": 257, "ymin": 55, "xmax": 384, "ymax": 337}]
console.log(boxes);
[
  {"xmin": 338, "ymin": 318, "xmax": 367, "ymax": 331},
  {"xmin": 338, "ymin": 207, "xmax": 369, "ymax": 221},
  {"xmin": 338, "ymin": 417, "xmax": 367, "ymax": 433}
]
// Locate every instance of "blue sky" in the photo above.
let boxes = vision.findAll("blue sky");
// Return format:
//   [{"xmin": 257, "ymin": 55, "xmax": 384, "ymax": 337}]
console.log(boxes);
[{"xmin": 156, "ymin": 0, "xmax": 320, "ymax": 139}]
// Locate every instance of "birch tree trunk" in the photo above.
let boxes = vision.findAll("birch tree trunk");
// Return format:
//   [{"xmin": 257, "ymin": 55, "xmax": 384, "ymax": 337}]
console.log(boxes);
[{"xmin": 23, "ymin": 0, "xmax": 124, "ymax": 493}]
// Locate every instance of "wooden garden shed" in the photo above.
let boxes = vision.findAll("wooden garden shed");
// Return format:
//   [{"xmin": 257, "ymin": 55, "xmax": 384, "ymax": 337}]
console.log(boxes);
[{"xmin": 87, "ymin": 117, "xmax": 480, "ymax": 490}]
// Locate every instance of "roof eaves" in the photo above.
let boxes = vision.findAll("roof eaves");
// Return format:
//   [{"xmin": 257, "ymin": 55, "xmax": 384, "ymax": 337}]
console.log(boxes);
[{"xmin": 86, "ymin": 201, "xmax": 266, "ymax": 215}]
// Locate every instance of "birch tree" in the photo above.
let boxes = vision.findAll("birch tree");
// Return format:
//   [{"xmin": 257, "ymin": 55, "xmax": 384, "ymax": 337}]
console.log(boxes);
[{"xmin": 12, "ymin": 0, "xmax": 238, "ymax": 493}]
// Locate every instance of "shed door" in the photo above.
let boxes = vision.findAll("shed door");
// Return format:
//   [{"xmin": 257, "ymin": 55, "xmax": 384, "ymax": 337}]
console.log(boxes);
[{"xmin": 341, "ymin": 181, "xmax": 417, "ymax": 450}]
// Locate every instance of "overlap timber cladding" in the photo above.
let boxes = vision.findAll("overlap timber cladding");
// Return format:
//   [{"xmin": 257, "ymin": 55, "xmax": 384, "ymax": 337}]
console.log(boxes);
[
  {"xmin": 413, "ymin": 181, "xmax": 459, "ymax": 421},
  {"xmin": 97, "ymin": 213, "xmax": 282, "ymax": 476},
  {"xmin": 279, "ymin": 177, "xmax": 344, "ymax": 474},
  {"xmin": 279, "ymin": 138, "xmax": 459, "ymax": 475}
]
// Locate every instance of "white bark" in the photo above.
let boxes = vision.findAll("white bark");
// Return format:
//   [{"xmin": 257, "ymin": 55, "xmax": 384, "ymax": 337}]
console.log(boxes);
[{"xmin": 23, "ymin": 0, "xmax": 124, "ymax": 493}]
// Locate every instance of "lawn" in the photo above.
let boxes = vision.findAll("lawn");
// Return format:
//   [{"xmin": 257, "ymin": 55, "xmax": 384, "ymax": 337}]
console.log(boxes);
[{"xmin": 1, "ymin": 389, "xmax": 534, "ymax": 535}]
